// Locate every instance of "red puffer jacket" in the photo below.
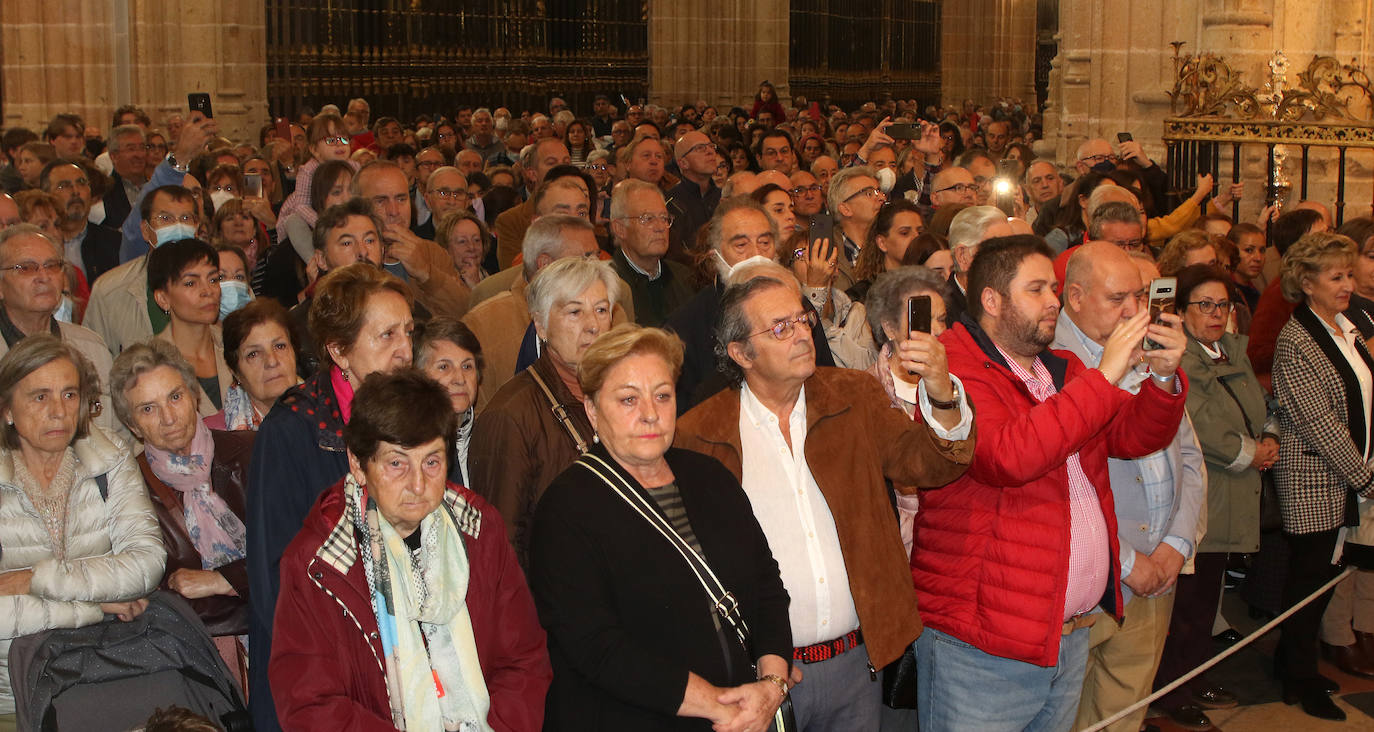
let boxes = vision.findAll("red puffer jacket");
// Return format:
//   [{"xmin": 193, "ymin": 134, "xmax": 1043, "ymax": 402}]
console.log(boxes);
[
  {"xmin": 269, "ymin": 478, "xmax": 551, "ymax": 732},
  {"xmin": 912, "ymin": 322, "xmax": 1188, "ymax": 667}
]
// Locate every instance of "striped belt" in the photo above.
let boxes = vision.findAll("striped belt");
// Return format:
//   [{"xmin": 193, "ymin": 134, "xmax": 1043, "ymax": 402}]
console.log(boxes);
[{"xmin": 793, "ymin": 629, "xmax": 863, "ymax": 664}]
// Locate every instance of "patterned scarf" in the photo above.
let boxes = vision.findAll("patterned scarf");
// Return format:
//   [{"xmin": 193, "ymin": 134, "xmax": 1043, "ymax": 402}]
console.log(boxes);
[
  {"xmin": 219, "ymin": 383, "xmax": 259, "ymax": 431},
  {"xmin": 347, "ymin": 474, "xmax": 491, "ymax": 731},
  {"xmin": 143, "ymin": 421, "xmax": 246, "ymax": 569}
]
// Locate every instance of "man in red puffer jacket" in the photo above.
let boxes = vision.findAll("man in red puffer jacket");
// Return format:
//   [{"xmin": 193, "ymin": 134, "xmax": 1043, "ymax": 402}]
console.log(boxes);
[{"xmin": 911, "ymin": 235, "xmax": 1189, "ymax": 732}]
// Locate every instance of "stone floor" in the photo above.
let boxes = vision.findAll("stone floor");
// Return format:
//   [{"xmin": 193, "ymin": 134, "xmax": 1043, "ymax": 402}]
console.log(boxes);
[{"xmin": 1139, "ymin": 588, "xmax": 1374, "ymax": 731}]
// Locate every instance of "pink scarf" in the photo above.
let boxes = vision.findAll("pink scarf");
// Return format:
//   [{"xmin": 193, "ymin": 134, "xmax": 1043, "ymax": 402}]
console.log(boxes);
[
  {"xmin": 331, "ymin": 365, "xmax": 356, "ymax": 424},
  {"xmin": 144, "ymin": 421, "xmax": 246, "ymax": 569}
]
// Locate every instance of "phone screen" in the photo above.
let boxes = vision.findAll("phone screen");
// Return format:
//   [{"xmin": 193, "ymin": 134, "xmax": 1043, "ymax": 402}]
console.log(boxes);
[
  {"xmin": 244, "ymin": 174, "xmax": 263, "ymax": 199},
  {"xmin": 1143, "ymin": 277, "xmax": 1177, "ymax": 350}
]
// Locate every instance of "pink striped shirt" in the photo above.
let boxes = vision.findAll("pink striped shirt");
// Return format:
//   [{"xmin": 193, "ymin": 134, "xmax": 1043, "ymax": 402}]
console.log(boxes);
[{"xmin": 996, "ymin": 346, "xmax": 1111, "ymax": 621}]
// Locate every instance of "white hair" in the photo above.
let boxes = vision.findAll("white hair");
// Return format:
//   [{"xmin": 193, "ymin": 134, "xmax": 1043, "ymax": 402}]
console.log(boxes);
[
  {"xmin": 526, "ymin": 256, "xmax": 620, "ymax": 331},
  {"xmin": 948, "ymin": 205, "xmax": 1008, "ymax": 251}
]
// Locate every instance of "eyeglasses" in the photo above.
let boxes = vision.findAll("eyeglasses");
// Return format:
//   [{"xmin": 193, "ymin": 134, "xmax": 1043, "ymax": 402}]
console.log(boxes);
[
  {"xmin": 585, "ymin": 164, "xmax": 609, "ymax": 172},
  {"xmin": 684, "ymin": 143, "xmax": 714, "ymax": 157},
  {"xmin": 789, "ymin": 184, "xmax": 822, "ymax": 197},
  {"xmin": 432, "ymin": 188, "xmax": 468, "ymax": 199},
  {"xmin": 1109, "ymin": 238, "xmax": 1146, "ymax": 252},
  {"xmin": 1079, "ymin": 153, "xmax": 1118, "ymax": 166},
  {"xmin": 54, "ymin": 178, "xmax": 89, "ymax": 191},
  {"xmin": 1187, "ymin": 300, "xmax": 1233, "ymax": 315},
  {"xmin": 749, "ymin": 310, "xmax": 818, "ymax": 341},
  {"xmin": 417, "ymin": 160, "xmax": 442, "ymax": 169},
  {"xmin": 3, "ymin": 259, "xmax": 64, "ymax": 277},
  {"xmin": 620, "ymin": 213, "xmax": 675, "ymax": 227},
  {"xmin": 153, "ymin": 212, "xmax": 197, "ymax": 226},
  {"xmin": 322, "ymin": 136, "xmax": 350, "ymax": 146},
  {"xmin": 844, "ymin": 186, "xmax": 886, "ymax": 203},
  {"xmin": 935, "ymin": 183, "xmax": 979, "ymax": 195}
]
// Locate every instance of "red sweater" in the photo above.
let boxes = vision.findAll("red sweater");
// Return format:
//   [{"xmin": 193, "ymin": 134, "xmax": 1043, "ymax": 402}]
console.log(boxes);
[
  {"xmin": 1245, "ymin": 279, "xmax": 1295, "ymax": 393},
  {"xmin": 912, "ymin": 322, "xmax": 1188, "ymax": 666},
  {"xmin": 270, "ymin": 480, "xmax": 551, "ymax": 731}
]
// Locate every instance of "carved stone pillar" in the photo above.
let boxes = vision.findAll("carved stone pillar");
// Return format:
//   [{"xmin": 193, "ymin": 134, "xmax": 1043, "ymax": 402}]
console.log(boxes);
[{"xmin": 648, "ymin": 0, "xmax": 789, "ymax": 110}]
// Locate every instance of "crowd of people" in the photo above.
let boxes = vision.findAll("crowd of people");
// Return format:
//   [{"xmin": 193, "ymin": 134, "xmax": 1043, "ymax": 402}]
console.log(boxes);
[{"xmin": 0, "ymin": 78, "xmax": 1371, "ymax": 732}]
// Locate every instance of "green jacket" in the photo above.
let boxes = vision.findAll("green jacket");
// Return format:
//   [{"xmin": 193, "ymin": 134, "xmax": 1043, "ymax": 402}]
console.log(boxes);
[{"xmin": 1181, "ymin": 333, "xmax": 1271, "ymax": 553}]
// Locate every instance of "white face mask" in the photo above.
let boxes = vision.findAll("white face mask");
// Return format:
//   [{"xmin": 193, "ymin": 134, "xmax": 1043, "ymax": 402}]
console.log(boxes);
[
  {"xmin": 53, "ymin": 295, "xmax": 74, "ymax": 324},
  {"xmin": 714, "ymin": 251, "xmax": 776, "ymax": 282},
  {"xmin": 876, "ymin": 166, "xmax": 897, "ymax": 194},
  {"xmin": 154, "ymin": 222, "xmax": 197, "ymax": 247},
  {"xmin": 209, "ymin": 190, "xmax": 237, "ymax": 212}
]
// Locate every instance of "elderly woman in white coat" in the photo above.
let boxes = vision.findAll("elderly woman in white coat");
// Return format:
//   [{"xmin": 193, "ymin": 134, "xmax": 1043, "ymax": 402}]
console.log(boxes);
[{"xmin": 0, "ymin": 335, "xmax": 166, "ymax": 728}]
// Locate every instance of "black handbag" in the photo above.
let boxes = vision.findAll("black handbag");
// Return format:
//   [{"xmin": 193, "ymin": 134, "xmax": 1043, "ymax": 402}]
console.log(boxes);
[
  {"xmin": 881, "ymin": 643, "xmax": 919, "ymax": 709},
  {"xmin": 578, "ymin": 452, "xmax": 796, "ymax": 731}
]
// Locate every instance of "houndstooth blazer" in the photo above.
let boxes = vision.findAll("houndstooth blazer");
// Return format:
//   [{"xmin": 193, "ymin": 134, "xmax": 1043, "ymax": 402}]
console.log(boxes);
[{"xmin": 1273, "ymin": 304, "xmax": 1374, "ymax": 535}]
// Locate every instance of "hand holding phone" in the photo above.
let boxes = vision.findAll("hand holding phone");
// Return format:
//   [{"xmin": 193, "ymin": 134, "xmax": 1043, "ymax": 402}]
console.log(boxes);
[
  {"xmin": 1142, "ymin": 277, "xmax": 1177, "ymax": 351},
  {"xmin": 188, "ymin": 93, "xmax": 213, "ymax": 120},
  {"xmin": 907, "ymin": 295, "xmax": 932, "ymax": 335}
]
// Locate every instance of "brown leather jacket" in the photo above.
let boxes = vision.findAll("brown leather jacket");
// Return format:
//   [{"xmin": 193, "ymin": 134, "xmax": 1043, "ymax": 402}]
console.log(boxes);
[
  {"xmin": 673, "ymin": 367, "xmax": 975, "ymax": 669},
  {"xmin": 469, "ymin": 352, "xmax": 592, "ymax": 569},
  {"xmin": 138, "ymin": 429, "xmax": 255, "ymax": 637}
]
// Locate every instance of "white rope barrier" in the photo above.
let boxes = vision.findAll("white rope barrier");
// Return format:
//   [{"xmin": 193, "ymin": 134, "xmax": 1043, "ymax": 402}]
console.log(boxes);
[{"xmin": 1079, "ymin": 566, "xmax": 1357, "ymax": 732}]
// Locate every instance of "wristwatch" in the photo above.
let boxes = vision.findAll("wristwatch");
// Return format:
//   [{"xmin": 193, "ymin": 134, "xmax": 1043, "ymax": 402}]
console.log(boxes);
[{"xmin": 927, "ymin": 381, "xmax": 961, "ymax": 410}]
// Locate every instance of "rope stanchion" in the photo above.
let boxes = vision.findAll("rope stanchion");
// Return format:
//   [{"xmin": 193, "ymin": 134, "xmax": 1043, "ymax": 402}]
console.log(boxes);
[{"xmin": 1078, "ymin": 566, "xmax": 1357, "ymax": 732}]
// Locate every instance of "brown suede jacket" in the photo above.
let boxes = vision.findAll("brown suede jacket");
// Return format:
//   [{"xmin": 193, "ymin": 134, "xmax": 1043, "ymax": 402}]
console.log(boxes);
[{"xmin": 674, "ymin": 367, "xmax": 975, "ymax": 669}]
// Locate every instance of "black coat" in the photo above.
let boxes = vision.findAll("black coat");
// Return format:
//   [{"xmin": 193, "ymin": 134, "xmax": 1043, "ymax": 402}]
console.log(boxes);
[
  {"xmin": 245, "ymin": 371, "xmax": 349, "ymax": 732},
  {"xmin": 99, "ymin": 172, "xmax": 134, "ymax": 232},
  {"xmin": 82, "ymin": 223, "xmax": 123, "ymax": 285},
  {"xmin": 530, "ymin": 443, "xmax": 792, "ymax": 731}
]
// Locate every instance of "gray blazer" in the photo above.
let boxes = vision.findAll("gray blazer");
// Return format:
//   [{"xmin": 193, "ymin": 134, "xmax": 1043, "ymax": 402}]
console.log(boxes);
[
  {"xmin": 1273, "ymin": 304, "xmax": 1374, "ymax": 535},
  {"xmin": 1052, "ymin": 312, "xmax": 1206, "ymax": 602}
]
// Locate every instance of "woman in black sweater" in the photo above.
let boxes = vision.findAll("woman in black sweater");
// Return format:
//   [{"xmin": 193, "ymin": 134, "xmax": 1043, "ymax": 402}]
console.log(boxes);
[{"xmin": 529, "ymin": 325, "xmax": 792, "ymax": 731}]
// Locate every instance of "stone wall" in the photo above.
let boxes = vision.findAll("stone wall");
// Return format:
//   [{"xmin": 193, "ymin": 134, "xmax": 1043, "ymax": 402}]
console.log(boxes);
[
  {"xmin": 2, "ymin": 0, "xmax": 267, "ymax": 143},
  {"xmin": 941, "ymin": 0, "xmax": 1039, "ymax": 106},
  {"xmin": 1044, "ymin": 0, "xmax": 1374, "ymax": 221},
  {"xmin": 647, "ymin": 0, "xmax": 790, "ymax": 111}
]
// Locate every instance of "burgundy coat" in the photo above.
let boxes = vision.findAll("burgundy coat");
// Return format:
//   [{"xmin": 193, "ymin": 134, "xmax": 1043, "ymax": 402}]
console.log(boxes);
[
  {"xmin": 269, "ymin": 478, "xmax": 551, "ymax": 732},
  {"xmin": 912, "ymin": 321, "xmax": 1188, "ymax": 667}
]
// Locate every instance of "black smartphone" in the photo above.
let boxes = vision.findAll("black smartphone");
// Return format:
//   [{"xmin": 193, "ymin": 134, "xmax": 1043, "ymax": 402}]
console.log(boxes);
[
  {"xmin": 1143, "ymin": 277, "xmax": 1177, "ymax": 351},
  {"xmin": 887, "ymin": 123, "xmax": 921, "ymax": 140},
  {"xmin": 1117, "ymin": 132, "xmax": 1133, "ymax": 143},
  {"xmin": 908, "ymin": 295, "xmax": 932, "ymax": 335},
  {"xmin": 189, "ymin": 93, "xmax": 213, "ymax": 119},
  {"xmin": 808, "ymin": 215, "xmax": 834, "ymax": 246}
]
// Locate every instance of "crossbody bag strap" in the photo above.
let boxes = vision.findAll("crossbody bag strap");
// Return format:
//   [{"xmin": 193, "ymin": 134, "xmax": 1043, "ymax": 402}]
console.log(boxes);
[
  {"xmin": 529, "ymin": 368, "xmax": 589, "ymax": 454},
  {"xmin": 576, "ymin": 454, "xmax": 754, "ymax": 652}
]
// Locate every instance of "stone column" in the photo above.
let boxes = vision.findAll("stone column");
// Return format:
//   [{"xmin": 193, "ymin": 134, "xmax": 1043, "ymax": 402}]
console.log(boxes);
[
  {"xmin": 941, "ymin": 0, "xmax": 1039, "ymax": 107},
  {"xmin": 1, "ymin": 1, "xmax": 117, "ymax": 130},
  {"xmin": 648, "ymin": 0, "xmax": 789, "ymax": 111},
  {"xmin": 2, "ymin": 0, "xmax": 267, "ymax": 144}
]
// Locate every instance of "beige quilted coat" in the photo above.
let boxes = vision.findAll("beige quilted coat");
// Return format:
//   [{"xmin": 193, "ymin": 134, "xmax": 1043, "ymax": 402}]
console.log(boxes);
[{"xmin": 0, "ymin": 425, "xmax": 165, "ymax": 714}]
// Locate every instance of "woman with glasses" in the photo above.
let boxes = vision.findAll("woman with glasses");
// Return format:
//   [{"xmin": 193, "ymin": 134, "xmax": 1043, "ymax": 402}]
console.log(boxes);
[
  {"xmin": 469, "ymin": 257, "xmax": 619, "ymax": 569},
  {"xmin": 1269, "ymin": 232, "xmax": 1374, "ymax": 720},
  {"xmin": 436, "ymin": 210, "xmax": 490, "ymax": 289},
  {"xmin": 1153, "ymin": 263, "xmax": 1276, "ymax": 722},
  {"xmin": 274, "ymin": 113, "xmax": 354, "ymax": 259}
]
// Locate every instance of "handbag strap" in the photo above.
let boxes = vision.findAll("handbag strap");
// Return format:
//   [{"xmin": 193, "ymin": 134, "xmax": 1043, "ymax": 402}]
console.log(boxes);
[
  {"xmin": 576, "ymin": 453, "xmax": 755, "ymax": 656},
  {"xmin": 529, "ymin": 367, "xmax": 589, "ymax": 454}
]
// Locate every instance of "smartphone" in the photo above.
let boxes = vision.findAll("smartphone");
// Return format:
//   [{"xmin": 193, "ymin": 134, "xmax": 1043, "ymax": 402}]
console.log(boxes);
[
  {"xmin": 907, "ymin": 295, "xmax": 932, "ymax": 335},
  {"xmin": 274, "ymin": 117, "xmax": 291, "ymax": 141},
  {"xmin": 886, "ymin": 123, "xmax": 921, "ymax": 140},
  {"xmin": 1117, "ymin": 132, "xmax": 1133, "ymax": 143},
  {"xmin": 1143, "ymin": 277, "xmax": 1177, "ymax": 351},
  {"xmin": 244, "ymin": 173, "xmax": 263, "ymax": 199},
  {"xmin": 808, "ymin": 215, "xmax": 834, "ymax": 246},
  {"xmin": 188, "ymin": 93, "xmax": 213, "ymax": 119}
]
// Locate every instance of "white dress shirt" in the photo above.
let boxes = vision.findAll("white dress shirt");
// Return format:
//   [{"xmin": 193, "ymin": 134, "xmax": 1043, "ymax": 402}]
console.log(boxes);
[{"xmin": 736, "ymin": 377, "xmax": 973, "ymax": 646}]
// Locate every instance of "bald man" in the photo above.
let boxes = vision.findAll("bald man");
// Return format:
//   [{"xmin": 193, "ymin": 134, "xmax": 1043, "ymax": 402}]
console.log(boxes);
[
  {"xmin": 668, "ymin": 130, "xmax": 721, "ymax": 262},
  {"xmin": 930, "ymin": 167, "xmax": 977, "ymax": 210},
  {"xmin": 1052, "ymin": 241, "xmax": 1204, "ymax": 732},
  {"xmin": 0, "ymin": 193, "xmax": 18, "ymax": 228}
]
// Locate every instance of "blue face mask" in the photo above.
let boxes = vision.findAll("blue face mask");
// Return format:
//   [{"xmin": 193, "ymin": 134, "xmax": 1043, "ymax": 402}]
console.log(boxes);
[
  {"xmin": 53, "ymin": 295, "xmax": 74, "ymax": 324},
  {"xmin": 154, "ymin": 222, "xmax": 197, "ymax": 247},
  {"xmin": 218, "ymin": 280, "xmax": 253, "ymax": 320}
]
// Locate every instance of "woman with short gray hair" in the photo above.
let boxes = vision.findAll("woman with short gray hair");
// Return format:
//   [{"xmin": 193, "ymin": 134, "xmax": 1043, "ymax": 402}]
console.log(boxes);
[
  {"xmin": 469, "ymin": 257, "xmax": 618, "ymax": 567},
  {"xmin": 0, "ymin": 336, "xmax": 165, "ymax": 724}
]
